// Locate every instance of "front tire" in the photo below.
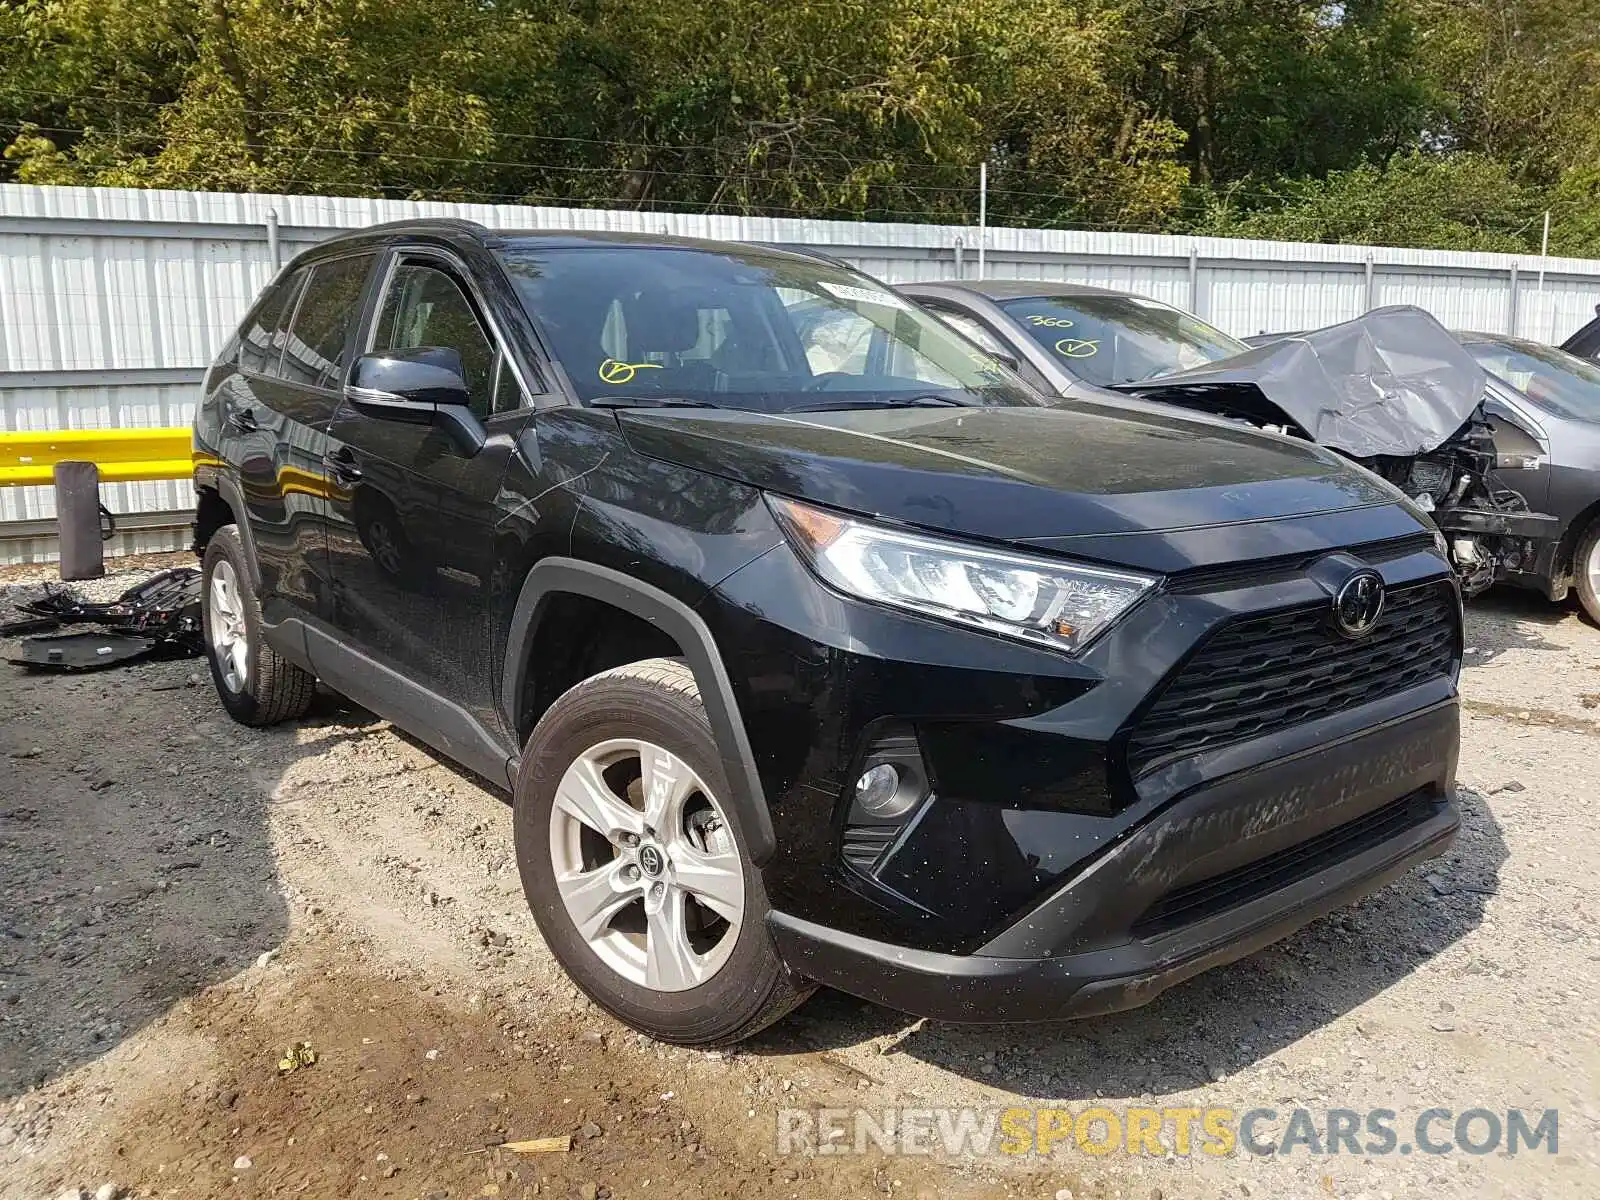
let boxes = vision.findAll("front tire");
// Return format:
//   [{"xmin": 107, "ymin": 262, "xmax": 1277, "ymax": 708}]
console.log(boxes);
[
  {"xmin": 200, "ymin": 525, "xmax": 316, "ymax": 726},
  {"xmin": 513, "ymin": 658, "xmax": 812, "ymax": 1045},
  {"xmin": 1575, "ymin": 519, "xmax": 1600, "ymax": 627}
]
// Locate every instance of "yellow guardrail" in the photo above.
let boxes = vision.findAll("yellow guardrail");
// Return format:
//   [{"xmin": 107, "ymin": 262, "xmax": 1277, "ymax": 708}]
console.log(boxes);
[{"xmin": 0, "ymin": 427, "xmax": 193, "ymax": 487}]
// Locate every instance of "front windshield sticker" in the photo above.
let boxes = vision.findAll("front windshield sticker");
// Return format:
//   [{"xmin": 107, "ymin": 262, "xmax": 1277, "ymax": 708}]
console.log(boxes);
[
  {"xmin": 817, "ymin": 280, "xmax": 910, "ymax": 310},
  {"xmin": 598, "ymin": 358, "xmax": 664, "ymax": 385},
  {"xmin": 1022, "ymin": 313, "xmax": 1099, "ymax": 355},
  {"xmin": 998, "ymin": 292, "xmax": 1247, "ymax": 387}
]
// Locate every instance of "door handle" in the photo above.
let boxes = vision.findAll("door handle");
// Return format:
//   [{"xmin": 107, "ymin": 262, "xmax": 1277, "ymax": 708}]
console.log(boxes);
[
  {"xmin": 321, "ymin": 447, "xmax": 363, "ymax": 484},
  {"xmin": 227, "ymin": 405, "xmax": 259, "ymax": 432}
]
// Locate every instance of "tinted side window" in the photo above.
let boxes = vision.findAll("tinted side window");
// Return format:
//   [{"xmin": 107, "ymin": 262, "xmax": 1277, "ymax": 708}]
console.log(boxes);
[
  {"xmin": 372, "ymin": 262, "xmax": 498, "ymax": 419},
  {"xmin": 493, "ymin": 358, "xmax": 523, "ymax": 412},
  {"xmin": 1565, "ymin": 316, "xmax": 1600, "ymax": 360},
  {"xmin": 265, "ymin": 267, "xmax": 311, "ymax": 376},
  {"xmin": 281, "ymin": 254, "xmax": 375, "ymax": 389},
  {"xmin": 238, "ymin": 269, "xmax": 304, "ymax": 376},
  {"xmin": 928, "ymin": 306, "xmax": 1008, "ymax": 357}
]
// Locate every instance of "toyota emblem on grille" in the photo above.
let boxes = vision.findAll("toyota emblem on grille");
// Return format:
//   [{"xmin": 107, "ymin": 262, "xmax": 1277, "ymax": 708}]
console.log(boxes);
[{"xmin": 1332, "ymin": 570, "xmax": 1385, "ymax": 638}]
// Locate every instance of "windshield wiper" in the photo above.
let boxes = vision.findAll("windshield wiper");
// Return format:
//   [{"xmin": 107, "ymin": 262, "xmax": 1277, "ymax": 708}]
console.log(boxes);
[
  {"xmin": 589, "ymin": 394, "xmax": 722, "ymax": 410},
  {"xmin": 784, "ymin": 395, "xmax": 966, "ymax": 413}
]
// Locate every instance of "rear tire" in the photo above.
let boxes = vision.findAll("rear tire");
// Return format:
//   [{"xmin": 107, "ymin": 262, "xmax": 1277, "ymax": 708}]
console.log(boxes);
[
  {"xmin": 513, "ymin": 657, "xmax": 812, "ymax": 1045},
  {"xmin": 1575, "ymin": 519, "xmax": 1600, "ymax": 627},
  {"xmin": 200, "ymin": 524, "xmax": 316, "ymax": 726}
]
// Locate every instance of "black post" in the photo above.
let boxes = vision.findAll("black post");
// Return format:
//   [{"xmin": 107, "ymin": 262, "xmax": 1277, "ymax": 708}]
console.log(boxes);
[{"xmin": 54, "ymin": 460, "xmax": 105, "ymax": 581}]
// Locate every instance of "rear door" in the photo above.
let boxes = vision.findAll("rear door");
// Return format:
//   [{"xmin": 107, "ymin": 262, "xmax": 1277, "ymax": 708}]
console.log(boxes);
[
  {"xmin": 220, "ymin": 251, "xmax": 377, "ymax": 625},
  {"xmin": 321, "ymin": 248, "xmax": 531, "ymax": 737}
]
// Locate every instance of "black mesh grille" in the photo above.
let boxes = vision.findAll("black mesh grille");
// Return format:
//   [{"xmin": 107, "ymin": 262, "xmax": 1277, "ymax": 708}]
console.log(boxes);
[{"xmin": 1127, "ymin": 582, "xmax": 1457, "ymax": 775}]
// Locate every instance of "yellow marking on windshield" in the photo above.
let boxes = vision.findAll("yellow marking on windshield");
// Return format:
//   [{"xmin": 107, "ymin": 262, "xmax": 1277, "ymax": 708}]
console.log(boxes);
[
  {"xmin": 1026, "ymin": 315, "xmax": 1076, "ymax": 329},
  {"xmin": 1055, "ymin": 338, "xmax": 1099, "ymax": 358},
  {"xmin": 598, "ymin": 358, "xmax": 664, "ymax": 385}
]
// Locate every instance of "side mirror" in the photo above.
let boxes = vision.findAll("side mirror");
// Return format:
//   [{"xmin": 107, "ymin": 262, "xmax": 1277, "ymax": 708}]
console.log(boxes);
[{"xmin": 347, "ymin": 348, "xmax": 487, "ymax": 456}]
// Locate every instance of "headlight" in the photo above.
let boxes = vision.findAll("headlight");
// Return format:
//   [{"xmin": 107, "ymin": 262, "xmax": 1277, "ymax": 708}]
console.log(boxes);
[{"xmin": 768, "ymin": 496, "xmax": 1156, "ymax": 655}]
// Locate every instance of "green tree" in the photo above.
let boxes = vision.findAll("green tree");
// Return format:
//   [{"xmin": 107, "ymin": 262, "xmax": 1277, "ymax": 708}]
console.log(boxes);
[
  {"xmin": 0, "ymin": 0, "xmax": 1190, "ymax": 226},
  {"xmin": 1194, "ymin": 152, "xmax": 1549, "ymax": 251},
  {"xmin": 2, "ymin": 0, "xmax": 1597, "ymax": 256},
  {"xmin": 1123, "ymin": 0, "xmax": 1444, "ymax": 184}
]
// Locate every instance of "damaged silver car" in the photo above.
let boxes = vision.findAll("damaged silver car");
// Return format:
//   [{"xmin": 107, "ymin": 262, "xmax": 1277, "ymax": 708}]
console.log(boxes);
[
  {"xmin": 1117, "ymin": 308, "xmax": 1562, "ymax": 599},
  {"xmin": 903, "ymin": 282, "xmax": 1568, "ymax": 606}
]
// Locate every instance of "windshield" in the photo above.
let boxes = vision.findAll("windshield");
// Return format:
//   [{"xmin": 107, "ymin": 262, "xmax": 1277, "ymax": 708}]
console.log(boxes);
[
  {"xmin": 1461, "ymin": 335, "xmax": 1600, "ymax": 423},
  {"xmin": 997, "ymin": 294, "xmax": 1248, "ymax": 387},
  {"xmin": 496, "ymin": 244, "xmax": 1037, "ymax": 412}
]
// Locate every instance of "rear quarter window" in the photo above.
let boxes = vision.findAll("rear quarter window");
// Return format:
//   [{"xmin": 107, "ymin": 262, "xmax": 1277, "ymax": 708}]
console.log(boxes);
[{"xmin": 237, "ymin": 269, "xmax": 305, "ymax": 376}]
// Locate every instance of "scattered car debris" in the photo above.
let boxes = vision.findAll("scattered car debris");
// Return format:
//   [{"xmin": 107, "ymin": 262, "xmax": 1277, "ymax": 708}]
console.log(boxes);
[
  {"xmin": 12, "ymin": 632, "xmax": 160, "ymax": 671},
  {"xmin": 277, "ymin": 1042, "xmax": 317, "ymax": 1074},
  {"xmin": 4, "ymin": 568, "xmax": 202, "ymax": 671},
  {"xmin": 0, "ymin": 613, "xmax": 67, "ymax": 637},
  {"xmin": 502, "ymin": 1136, "xmax": 571, "ymax": 1154}
]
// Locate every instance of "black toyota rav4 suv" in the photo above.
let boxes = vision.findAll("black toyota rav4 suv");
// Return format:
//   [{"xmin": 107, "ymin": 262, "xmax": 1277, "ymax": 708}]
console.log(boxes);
[{"xmin": 190, "ymin": 220, "xmax": 1462, "ymax": 1045}]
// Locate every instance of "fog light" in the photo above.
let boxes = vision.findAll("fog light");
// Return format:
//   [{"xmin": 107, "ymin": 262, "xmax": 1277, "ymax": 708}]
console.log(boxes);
[{"xmin": 854, "ymin": 762, "xmax": 910, "ymax": 818}]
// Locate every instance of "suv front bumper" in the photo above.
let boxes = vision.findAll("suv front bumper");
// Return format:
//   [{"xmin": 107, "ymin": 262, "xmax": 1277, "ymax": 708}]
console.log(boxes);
[{"xmin": 766, "ymin": 699, "xmax": 1458, "ymax": 1021}]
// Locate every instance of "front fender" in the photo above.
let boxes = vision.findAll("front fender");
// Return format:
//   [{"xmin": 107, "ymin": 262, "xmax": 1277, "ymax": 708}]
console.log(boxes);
[{"xmin": 500, "ymin": 557, "xmax": 776, "ymax": 865}]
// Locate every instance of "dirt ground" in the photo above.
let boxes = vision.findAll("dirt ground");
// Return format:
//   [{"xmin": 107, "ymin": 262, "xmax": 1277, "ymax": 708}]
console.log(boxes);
[{"xmin": 2, "ymin": 554, "xmax": 1597, "ymax": 1200}]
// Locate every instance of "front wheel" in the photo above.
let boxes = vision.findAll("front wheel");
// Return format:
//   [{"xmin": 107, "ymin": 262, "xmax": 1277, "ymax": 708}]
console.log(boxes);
[
  {"xmin": 1574, "ymin": 519, "xmax": 1600, "ymax": 627},
  {"xmin": 513, "ymin": 658, "xmax": 812, "ymax": 1045}
]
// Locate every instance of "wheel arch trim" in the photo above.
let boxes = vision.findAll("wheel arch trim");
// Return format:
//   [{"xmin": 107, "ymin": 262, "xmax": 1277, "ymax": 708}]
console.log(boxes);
[
  {"xmin": 201, "ymin": 470, "xmax": 265, "ymax": 592},
  {"xmin": 502, "ymin": 558, "xmax": 776, "ymax": 865}
]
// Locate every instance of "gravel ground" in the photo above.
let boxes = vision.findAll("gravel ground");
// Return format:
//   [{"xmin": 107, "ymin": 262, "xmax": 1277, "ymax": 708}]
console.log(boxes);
[{"xmin": 1, "ymin": 557, "xmax": 1597, "ymax": 1200}]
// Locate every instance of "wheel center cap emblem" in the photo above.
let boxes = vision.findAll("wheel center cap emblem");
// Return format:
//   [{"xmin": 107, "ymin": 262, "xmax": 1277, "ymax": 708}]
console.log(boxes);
[
  {"xmin": 1333, "ymin": 569, "xmax": 1385, "ymax": 639},
  {"xmin": 637, "ymin": 844, "xmax": 665, "ymax": 878}
]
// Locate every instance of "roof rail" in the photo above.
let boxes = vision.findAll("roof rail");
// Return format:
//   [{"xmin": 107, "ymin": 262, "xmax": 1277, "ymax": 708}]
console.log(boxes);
[
  {"xmin": 744, "ymin": 241, "xmax": 855, "ymax": 271},
  {"xmin": 353, "ymin": 216, "xmax": 496, "ymax": 239}
]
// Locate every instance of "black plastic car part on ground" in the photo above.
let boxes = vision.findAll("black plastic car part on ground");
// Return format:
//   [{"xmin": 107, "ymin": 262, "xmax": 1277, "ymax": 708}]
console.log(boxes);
[
  {"xmin": 189, "ymin": 220, "xmax": 1462, "ymax": 1043},
  {"xmin": 4, "ymin": 568, "xmax": 204, "ymax": 670},
  {"xmin": 902, "ymin": 280, "xmax": 1577, "ymax": 605}
]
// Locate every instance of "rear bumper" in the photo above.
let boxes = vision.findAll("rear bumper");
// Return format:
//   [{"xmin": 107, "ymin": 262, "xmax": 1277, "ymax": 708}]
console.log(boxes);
[{"xmin": 768, "ymin": 700, "xmax": 1459, "ymax": 1022}]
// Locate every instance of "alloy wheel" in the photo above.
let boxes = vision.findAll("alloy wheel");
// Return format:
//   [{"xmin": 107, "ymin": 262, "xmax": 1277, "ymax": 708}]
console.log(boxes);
[
  {"xmin": 547, "ymin": 738, "xmax": 744, "ymax": 992},
  {"xmin": 368, "ymin": 518, "xmax": 403, "ymax": 576},
  {"xmin": 207, "ymin": 558, "xmax": 249, "ymax": 693}
]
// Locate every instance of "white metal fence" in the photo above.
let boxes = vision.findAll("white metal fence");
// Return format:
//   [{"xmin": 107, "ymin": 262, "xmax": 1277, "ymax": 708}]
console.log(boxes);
[{"xmin": 5, "ymin": 181, "xmax": 1600, "ymax": 562}]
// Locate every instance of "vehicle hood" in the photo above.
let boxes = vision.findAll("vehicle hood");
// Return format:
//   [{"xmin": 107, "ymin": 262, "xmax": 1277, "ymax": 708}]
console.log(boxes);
[
  {"xmin": 616, "ymin": 401, "xmax": 1402, "ymax": 547},
  {"xmin": 1117, "ymin": 306, "xmax": 1487, "ymax": 458}
]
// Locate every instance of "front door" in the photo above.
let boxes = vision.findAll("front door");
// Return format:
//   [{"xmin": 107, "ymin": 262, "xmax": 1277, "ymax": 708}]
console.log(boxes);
[{"xmin": 322, "ymin": 251, "xmax": 527, "ymax": 738}]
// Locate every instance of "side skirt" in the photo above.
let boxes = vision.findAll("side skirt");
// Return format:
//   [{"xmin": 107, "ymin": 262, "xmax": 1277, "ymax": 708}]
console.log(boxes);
[{"xmin": 262, "ymin": 615, "xmax": 517, "ymax": 790}]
